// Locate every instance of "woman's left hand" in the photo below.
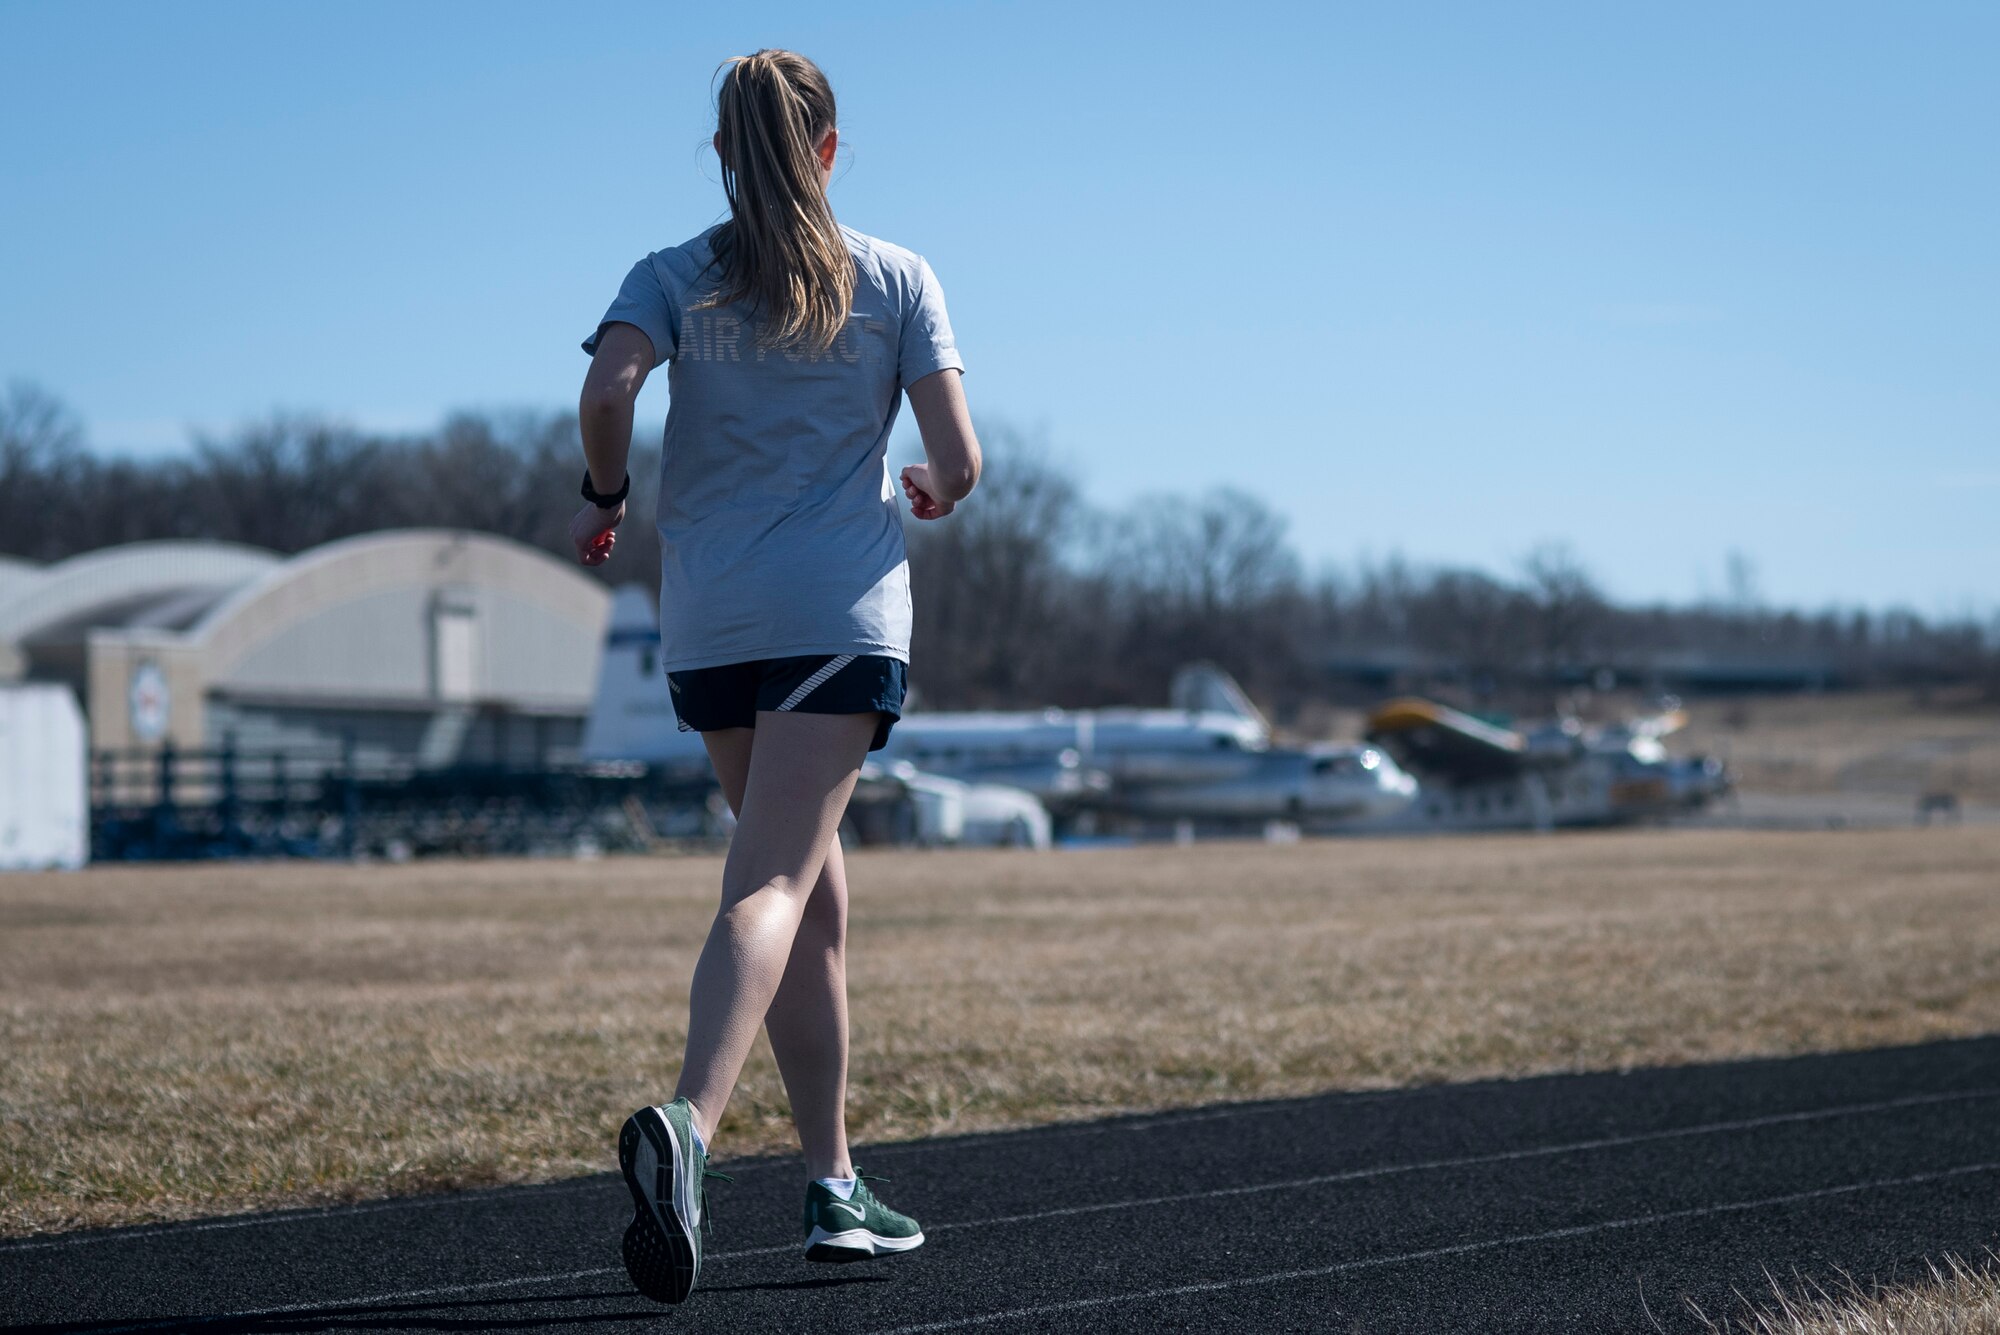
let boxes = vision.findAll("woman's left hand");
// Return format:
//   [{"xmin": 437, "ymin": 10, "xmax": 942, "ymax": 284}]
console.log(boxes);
[
  {"xmin": 901, "ymin": 464, "xmax": 955, "ymax": 520},
  {"xmin": 570, "ymin": 501, "xmax": 625, "ymax": 566}
]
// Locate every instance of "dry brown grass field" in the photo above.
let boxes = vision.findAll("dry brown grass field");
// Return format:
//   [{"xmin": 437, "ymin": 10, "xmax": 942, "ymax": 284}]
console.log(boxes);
[
  {"xmin": 4, "ymin": 826, "xmax": 1998, "ymax": 1239},
  {"xmin": 1664, "ymin": 689, "xmax": 2000, "ymax": 805}
]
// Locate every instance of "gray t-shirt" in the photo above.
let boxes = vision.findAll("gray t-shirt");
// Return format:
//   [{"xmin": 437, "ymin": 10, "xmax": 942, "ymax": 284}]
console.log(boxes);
[{"xmin": 583, "ymin": 224, "xmax": 963, "ymax": 672}]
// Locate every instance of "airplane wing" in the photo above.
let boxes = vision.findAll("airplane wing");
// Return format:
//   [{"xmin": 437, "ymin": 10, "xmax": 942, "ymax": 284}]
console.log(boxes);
[
  {"xmin": 1629, "ymin": 708, "xmax": 1689, "ymax": 740},
  {"xmin": 1364, "ymin": 698, "xmax": 1528, "ymax": 782}
]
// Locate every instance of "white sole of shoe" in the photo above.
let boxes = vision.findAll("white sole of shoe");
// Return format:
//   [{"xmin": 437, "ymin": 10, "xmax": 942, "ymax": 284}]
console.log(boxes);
[
  {"xmin": 619, "ymin": 1107, "xmax": 699, "ymax": 1302},
  {"xmin": 804, "ymin": 1224, "xmax": 927, "ymax": 1263}
]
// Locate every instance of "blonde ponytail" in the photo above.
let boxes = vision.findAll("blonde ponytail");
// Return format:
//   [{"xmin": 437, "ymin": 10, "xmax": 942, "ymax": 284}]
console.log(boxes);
[{"xmin": 706, "ymin": 50, "xmax": 854, "ymax": 354}]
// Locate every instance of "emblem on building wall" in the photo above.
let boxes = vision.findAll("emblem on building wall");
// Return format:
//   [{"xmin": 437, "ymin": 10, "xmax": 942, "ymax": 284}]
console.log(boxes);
[{"xmin": 129, "ymin": 661, "xmax": 170, "ymax": 743}]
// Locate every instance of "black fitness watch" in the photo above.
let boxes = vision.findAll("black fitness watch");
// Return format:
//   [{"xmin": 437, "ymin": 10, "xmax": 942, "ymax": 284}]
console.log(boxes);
[{"xmin": 581, "ymin": 470, "xmax": 630, "ymax": 509}]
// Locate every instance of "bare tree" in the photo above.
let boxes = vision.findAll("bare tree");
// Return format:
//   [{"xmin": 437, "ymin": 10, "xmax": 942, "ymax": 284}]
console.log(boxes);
[
  {"xmin": 1520, "ymin": 541, "xmax": 1608, "ymax": 671},
  {"xmin": 0, "ymin": 381, "xmax": 89, "ymax": 561},
  {"xmin": 905, "ymin": 426, "xmax": 1087, "ymax": 706},
  {"xmin": 1105, "ymin": 488, "xmax": 1305, "ymax": 704},
  {"xmin": 1406, "ymin": 567, "xmax": 1531, "ymax": 697},
  {"xmin": 188, "ymin": 417, "xmax": 395, "ymax": 549}
]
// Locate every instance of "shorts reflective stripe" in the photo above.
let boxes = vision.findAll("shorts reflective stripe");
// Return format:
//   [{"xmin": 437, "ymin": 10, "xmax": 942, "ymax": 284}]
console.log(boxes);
[{"xmin": 776, "ymin": 655, "xmax": 857, "ymax": 712}]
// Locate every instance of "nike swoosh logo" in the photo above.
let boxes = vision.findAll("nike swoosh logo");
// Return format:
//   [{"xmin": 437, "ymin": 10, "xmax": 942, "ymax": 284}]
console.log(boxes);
[{"xmin": 831, "ymin": 1201, "xmax": 867, "ymax": 1220}]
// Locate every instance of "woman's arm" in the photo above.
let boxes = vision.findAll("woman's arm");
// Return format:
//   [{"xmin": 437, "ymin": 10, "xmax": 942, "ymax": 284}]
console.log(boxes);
[
  {"xmin": 900, "ymin": 368, "xmax": 981, "ymax": 521},
  {"xmin": 569, "ymin": 322, "xmax": 656, "ymax": 565},
  {"xmin": 580, "ymin": 322, "xmax": 654, "ymax": 495}
]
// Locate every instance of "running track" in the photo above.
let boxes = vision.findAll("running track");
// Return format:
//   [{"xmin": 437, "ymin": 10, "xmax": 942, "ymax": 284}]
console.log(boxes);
[{"xmin": 5, "ymin": 1037, "xmax": 1997, "ymax": 1333}]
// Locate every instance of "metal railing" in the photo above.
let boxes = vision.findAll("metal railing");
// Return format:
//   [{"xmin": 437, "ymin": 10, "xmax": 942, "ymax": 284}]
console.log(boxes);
[{"xmin": 88, "ymin": 737, "xmax": 717, "ymax": 862}]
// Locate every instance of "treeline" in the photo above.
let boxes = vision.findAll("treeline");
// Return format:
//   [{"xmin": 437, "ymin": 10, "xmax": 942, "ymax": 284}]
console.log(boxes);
[
  {"xmin": 907, "ymin": 436, "xmax": 1998, "ymax": 714},
  {"xmin": 4, "ymin": 381, "xmax": 1994, "ymax": 714},
  {"xmin": 0, "ymin": 382, "xmax": 646, "ymax": 561}
]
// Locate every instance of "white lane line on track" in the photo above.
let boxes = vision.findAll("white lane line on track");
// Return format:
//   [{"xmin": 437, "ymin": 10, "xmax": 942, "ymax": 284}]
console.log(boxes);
[
  {"xmin": 18, "ymin": 1087, "xmax": 1995, "ymax": 1329},
  {"xmin": 41, "ymin": 1242, "xmax": 819, "ymax": 1334},
  {"xmin": 868, "ymin": 1160, "xmax": 2000, "ymax": 1335},
  {"xmin": 0, "ymin": 1158, "xmax": 796, "ymax": 1255},
  {"xmin": 17, "ymin": 1268, "xmax": 626, "ymax": 1335},
  {"xmin": 916, "ymin": 1086, "xmax": 2000, "ymax": 1232},
  {"xmin": 6, "ymin": 1084, "xmax": 1988, "ymax": 1258}
]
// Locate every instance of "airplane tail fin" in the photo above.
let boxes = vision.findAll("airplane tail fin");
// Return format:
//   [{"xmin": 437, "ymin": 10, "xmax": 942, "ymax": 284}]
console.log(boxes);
[
  {"xmin": 580, "ymin": 584, "xmax": 680, "ymax": 763},
  {"xmin": 1170, "ymin": 662, "xmax": 1270, "ymax": 735}
]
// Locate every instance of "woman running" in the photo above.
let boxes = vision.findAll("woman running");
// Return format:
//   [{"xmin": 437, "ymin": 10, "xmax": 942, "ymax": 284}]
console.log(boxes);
[{"xmin": 568, "ymin": 49, "xmax": 980, "ymax": 1306}]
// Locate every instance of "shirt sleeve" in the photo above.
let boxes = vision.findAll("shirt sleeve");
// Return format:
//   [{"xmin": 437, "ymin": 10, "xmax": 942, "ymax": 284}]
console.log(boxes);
[
  {"xmin": 581, "ymin": 257, "xmax": 677, "ymax": 366},
  {"xmin": 897, "ymin": 257, "xmax": 965, "ymax": 389}
]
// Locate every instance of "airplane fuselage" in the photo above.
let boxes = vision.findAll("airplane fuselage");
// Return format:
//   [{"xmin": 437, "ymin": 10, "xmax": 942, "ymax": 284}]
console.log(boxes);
[{"xmin": 878, "ymin": 708, "xmax": 1271, "ymax": 804}]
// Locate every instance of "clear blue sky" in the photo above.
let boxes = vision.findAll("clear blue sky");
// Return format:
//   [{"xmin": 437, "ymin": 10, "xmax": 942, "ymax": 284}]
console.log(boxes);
[{"xmin": 2, "ymin": 1, "xmax": 1994, "ymax": 612}]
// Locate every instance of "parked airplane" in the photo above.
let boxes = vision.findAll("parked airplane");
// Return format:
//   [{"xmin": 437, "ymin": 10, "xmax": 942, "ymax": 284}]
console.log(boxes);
[
  {"xmin": 1360, "ymin": 697, "xmax": 1730, "ymax": 832},
  {"xmin": 1107, "ymin": 742, "xmax": 1419, "ymax": 830},
  {"xmin": 849, "ymin": 762, "xmax": 1053, "ymax": 849},
  {"xmin": 580, "ymin": 587, "xmax": 710, "ymax": 774},
  {"xmin": 875, "ymin": 664, "xmax": 1415, "ymax": 830}
]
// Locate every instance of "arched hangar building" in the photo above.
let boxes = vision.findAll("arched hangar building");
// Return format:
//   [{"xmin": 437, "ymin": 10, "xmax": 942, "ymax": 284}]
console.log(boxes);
[{"xmin": 0, "ymin": 531, "xmax": 612, "ymax": 770}]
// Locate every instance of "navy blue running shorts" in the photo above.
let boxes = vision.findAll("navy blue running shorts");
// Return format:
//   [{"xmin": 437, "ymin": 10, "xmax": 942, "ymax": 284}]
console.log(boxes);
[{"xmin": 666, "ymin": 653, "xmax": 906, "ymax": 751}]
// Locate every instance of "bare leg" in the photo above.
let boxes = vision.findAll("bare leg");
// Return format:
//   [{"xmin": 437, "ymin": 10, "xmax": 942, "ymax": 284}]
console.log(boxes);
[
  {"xmin": 697, "ymin": 727, "xmax": 854, "ymax": 1179},
  {"xmin": 764, "ymin": 835, "xmax": 852, "ymax": 1180},
  {"xmin": 674, "ymin": 711, "xmax": 876, "ymax": 1152}
]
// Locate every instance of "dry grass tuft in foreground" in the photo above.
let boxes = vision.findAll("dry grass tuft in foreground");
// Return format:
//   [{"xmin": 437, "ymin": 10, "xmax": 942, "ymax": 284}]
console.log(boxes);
[
  {"xmin": 1695, "ymin": 1253, "xmax": 2000, "ymax": 1334},
  {"xmin": 3, "ymin": 827, "xmax": 1999, "ymax": 1237}
]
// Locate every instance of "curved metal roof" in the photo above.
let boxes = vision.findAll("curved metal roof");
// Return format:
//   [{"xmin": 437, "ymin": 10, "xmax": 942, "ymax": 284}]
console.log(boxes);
[
  {"xmin": 185, "ymin": 529, "xmax": 611, "ymax": 708},
  {"xmin": 4, "ymin": 533, "xmax": 610, "ymax": 710},
  {"xmin": 0, "ymin": 541, "xmax": 280, "ymax": 647},
  {"xmin": 189, "ymin": 529, "xmax": 603, "ymax": 649},
  {"xmin": 0, "ymin": 556, "xmax": 39, "ymax": 611}
]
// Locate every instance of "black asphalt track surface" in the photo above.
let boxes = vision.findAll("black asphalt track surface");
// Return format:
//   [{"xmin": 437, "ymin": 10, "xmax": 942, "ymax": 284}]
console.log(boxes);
[{"xmin": 5, "ymin": 1036, "xmax": 1997, "ymax": 1333}]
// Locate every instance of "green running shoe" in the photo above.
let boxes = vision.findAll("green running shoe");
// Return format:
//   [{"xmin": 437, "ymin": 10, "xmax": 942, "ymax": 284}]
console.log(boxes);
[
  {"xmin": 802, "ymin": 1169, "xmax": 925, "ymax": 1263},
  {"xmin": 618, "ymin": 1099, "xmax": 728, "ymax": 1303}
]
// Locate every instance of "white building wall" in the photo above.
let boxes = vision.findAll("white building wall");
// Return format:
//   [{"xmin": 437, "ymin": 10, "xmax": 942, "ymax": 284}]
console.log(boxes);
[
  {"xmin": 217, "ymin": 583, "xmax": 604, "ymax": 710},
  {"xmin": 223, "ymin": 587, "xmax": 439, "ymax": 700},
  {"xmin": 0, "ymin": 684, "xmax": 89, "ymax": 870}
]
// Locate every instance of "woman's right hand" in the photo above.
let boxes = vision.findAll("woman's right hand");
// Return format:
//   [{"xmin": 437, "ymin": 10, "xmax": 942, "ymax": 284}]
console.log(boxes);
[
  {"xmin": 570, "ymin": 501, "xmax": 625, "ymax": 565},
  {"xmin": 900, "ymin": 464, "xmax": 955, "ymax": 520}
]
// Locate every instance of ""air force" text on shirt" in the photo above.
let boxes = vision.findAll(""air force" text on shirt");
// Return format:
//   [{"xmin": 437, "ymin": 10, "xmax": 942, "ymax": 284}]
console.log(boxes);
[{"xmin": 677, "ymin": 311, "xmax": 890, "ymax": 365}]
